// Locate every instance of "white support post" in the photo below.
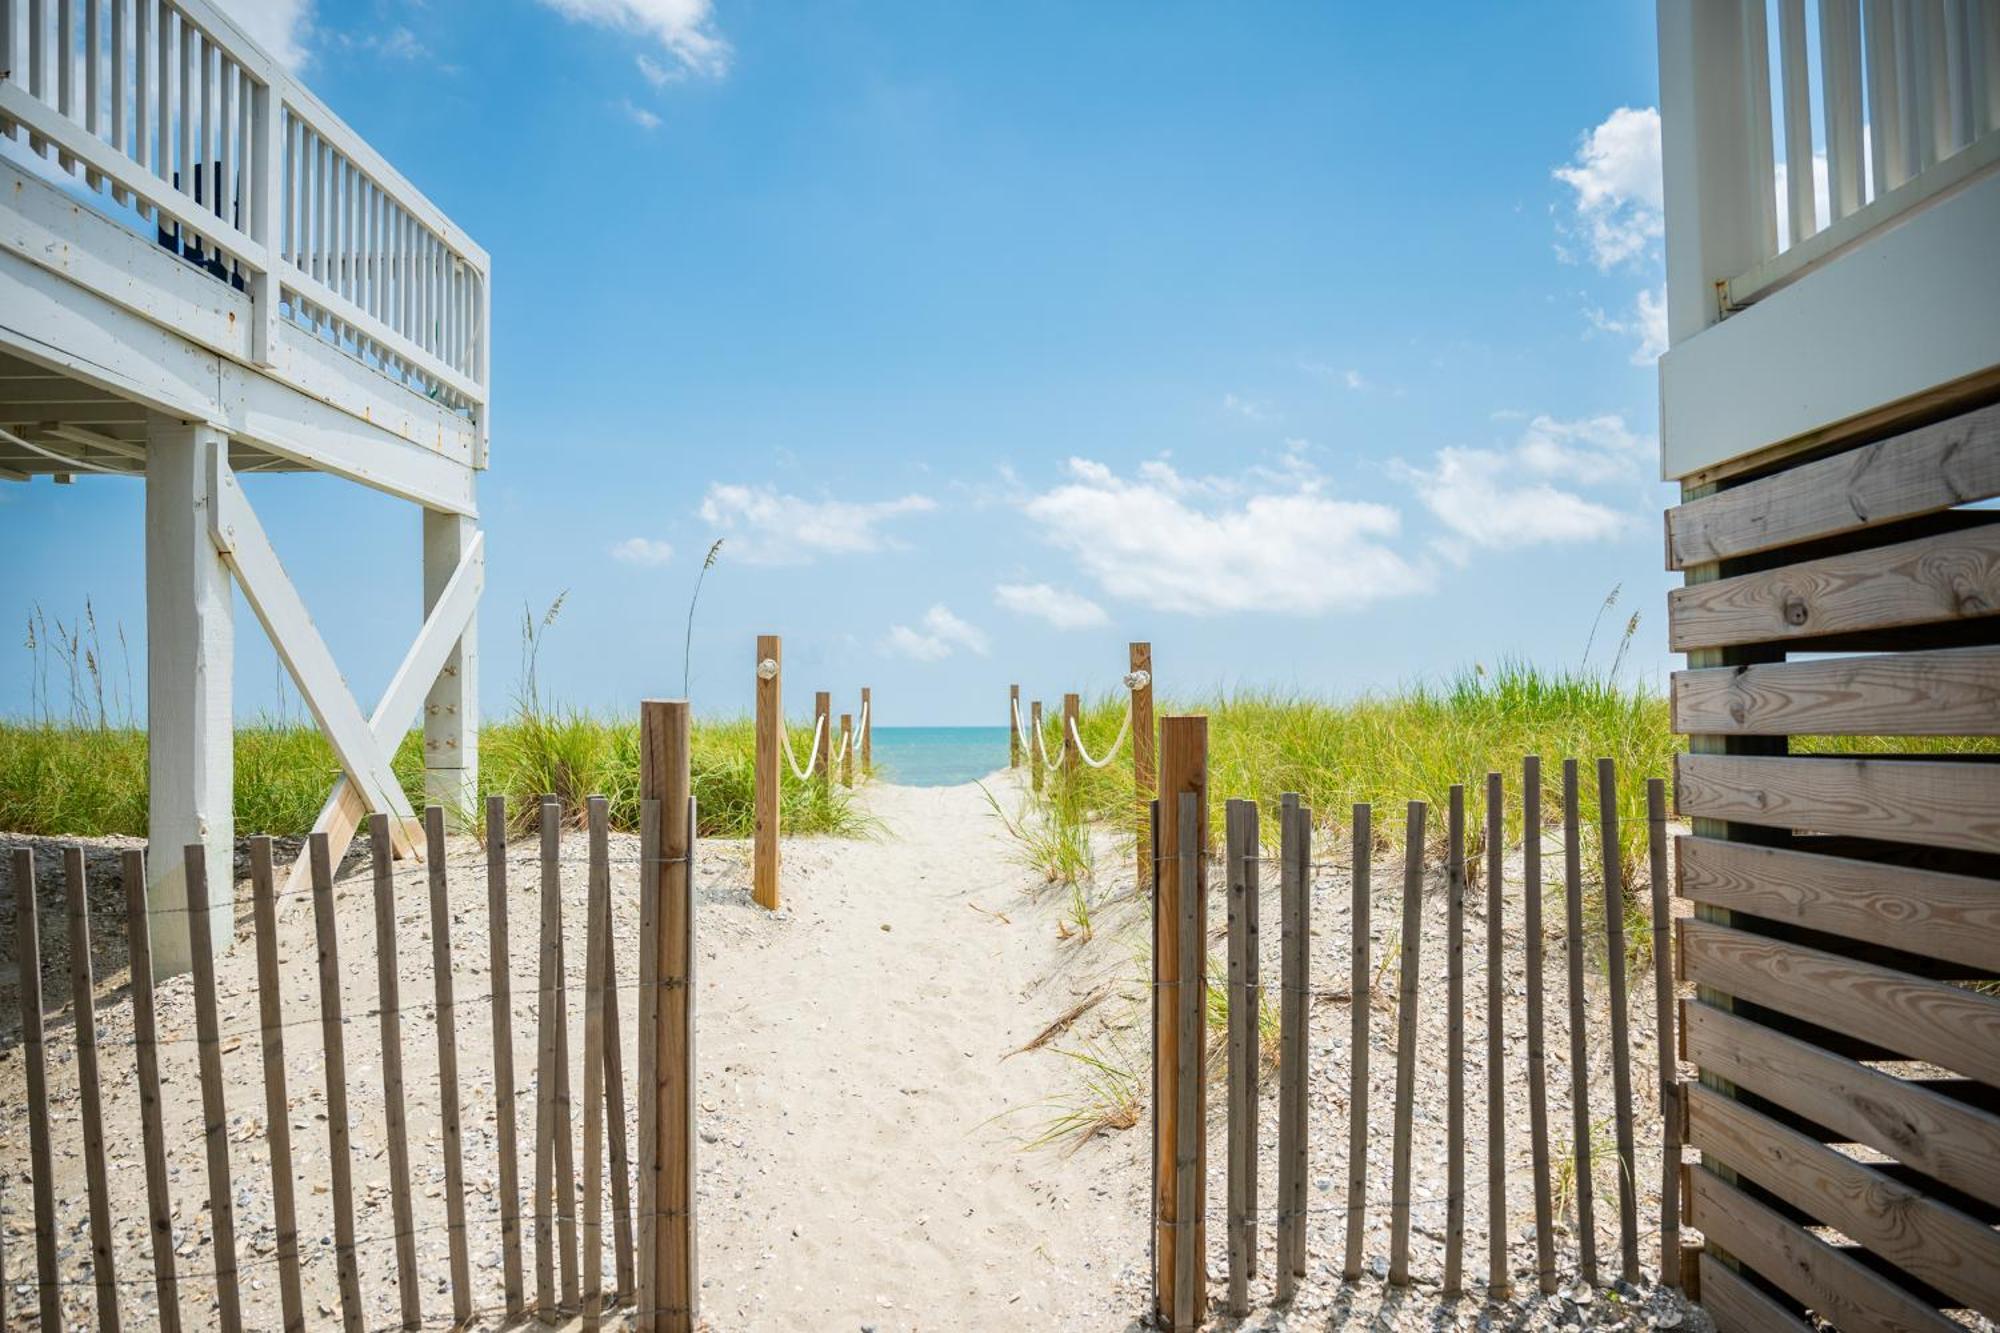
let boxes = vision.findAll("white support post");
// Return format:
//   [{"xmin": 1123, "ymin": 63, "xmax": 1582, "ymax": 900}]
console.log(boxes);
[
  {"xmin": 249, "ymin": 74, "xmax": 283, "ymax": 367},
  {"xmin": 145, "ymin": 418, "xmax": 235, "ymax": 977},
  {"xmin": 1658, "ymin": 0, "xmax": 1774, "ymax": 350},
  {"xmin": 423, "ymin": 507, "xmax": 479, "ymax": 813}
]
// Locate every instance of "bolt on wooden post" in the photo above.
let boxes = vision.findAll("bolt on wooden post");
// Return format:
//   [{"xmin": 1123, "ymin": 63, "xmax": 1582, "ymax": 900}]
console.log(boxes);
[
  {"xmin": 1153, "ymin": 715, "xmax": 1209, "ymax": 1330},
  {"xmin": 639, "ymin": 700, "xmax": 697, "ymax": 1332},
  {"xmin": 1009, "ymin": 683, "xmax": 1022, "ymax": 767},
  {"xmin": 1130, "ymin": 642, "xmax": 1156, "ymax": 894},
  {"xmin": 752, "ymin": 636, "xmax": 781, "ymax": 911}
]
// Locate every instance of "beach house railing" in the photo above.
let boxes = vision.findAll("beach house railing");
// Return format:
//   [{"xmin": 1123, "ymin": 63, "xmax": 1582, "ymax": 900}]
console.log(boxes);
[{"xmin": 0, "ymin": 0, "xmax": 489, "ymax": 430}]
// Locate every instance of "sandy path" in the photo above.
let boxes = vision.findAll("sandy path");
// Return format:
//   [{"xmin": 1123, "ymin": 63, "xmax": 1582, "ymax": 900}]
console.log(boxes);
[{"xmin": 694, "ymin": 771, "xmax": 1131, "ymax": 1329}]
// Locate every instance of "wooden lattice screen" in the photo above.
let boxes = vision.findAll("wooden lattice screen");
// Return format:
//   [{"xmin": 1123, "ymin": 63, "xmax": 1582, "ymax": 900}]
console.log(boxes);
[{"xmin": 1666, "ymin": 396, "xmax": 2000, "ymax": 1330}]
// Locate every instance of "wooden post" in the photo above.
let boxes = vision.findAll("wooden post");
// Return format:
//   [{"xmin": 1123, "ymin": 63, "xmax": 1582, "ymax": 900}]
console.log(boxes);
[
  {"xmin": 1062, "ymin": 692, "xmax": 1082, "ymax": 779},
  {"xmin": 840, "ymin": 712, "xmax": 854, "ymax": 787},
  {"xmin": 1224, "ymin": 799, "xmax": 1257, "ymax": 1316},
  {"xmin": 1388, "ymin": 800, "xmax": 1426, "ymax": 1287},
  {"xmin": 636, "ymin": 799, "xmax": 661, "ymax": 1332},
  {"xmin": 753, "ymin": 637, "xmax": 781, "ymax": 909},
  {"xmin": 1485, "ymin": 772, "xmax": 1510, "ymax": 1299},
  {"xmin": 1009, "ymin": 683, "xmax": 1021, "ymax": 767},
  {"xmin": 1131, "ymin": 642, "xmax": 1156, "ymax": 895},
  {"xmin": 1522, "ymin": 757, "xmax": 1556, "ymax": 1295},
  {"xmin": 248, "ymin": 839, "xmax": 306, "ymax": 1332},
  {"xmin": 1030, "ymin": 700, "xmax": 1045, "ymax": 794},
  {"xmin": 1562, "ymin": 759, "xmax": 1599, "ymax": 1286},
  {"xmin": 371, "ymin": 815, "xmax": 422, "ymax": 1331},
  {"xmin": 583, "ymin": 798, "xmax": 610, "ymax": 1327},
  {"xmin": 185, "ymin": 844, "xmax": 243, "ymax": 1332},
  {"xmin": 122, "ymin": 849, "xmax": 183, "ymax": 1333},
  {"xmin": 1598, "ymin": 760, "xmax": 1640, "ymax": 1285},
  {"xmin": 12, "ymin": 849, "xmax": 58, "ymax": 1332},
  {"xmin": 1153, "ymin": 716, "xmax": 1208, "ymax": 1330},
  {"xmin": 641, "ymin": 700, "xmax": 698, "ymax": 1333},
  {"xmin": 1445, "ymin": 784, "xmax": 1466, "ymax": 1297},
  {"xmin": 1342, "ymin": 803, "xmax": 1371, "ymax": 1283},
  {"xmin": 860, "ymin": 686, "xmax": 872, "ymax": 773},
  {"xmin": 309, "ymin": 834, "xmax": 366, "ymax": 1332},
  {"xmin": 813, "ymin": 690, "xmax": 832, "ymax": 787},
  {"xmin": 1275, "ymin": 793, "xmax": 1301, "ymax": 1304},
  {"xmin": 603, "ymin": 834, "xmax": 637, "ymax": 1308},
  {"xmin": 535, "ymin": 800, "xmax": 567, "ymax": 1316},
  {"xmin": 1647, "ymin": 778, "xmax": 1681, "ymax": 1288},
  {"xmin": 65, "ymin": 847, "xmax": 120, "ymax": 1329},
  {"xmin": 425, "ymin": 808, "xmax": 472, "ymax": 1323},
  {"xmin": 1285, "ymin": 799, "xmax": 1311, "ymax": 1284},
  {"xmin": 485, "ymin": 796, "xmax": 526, "ymax": 1317}
]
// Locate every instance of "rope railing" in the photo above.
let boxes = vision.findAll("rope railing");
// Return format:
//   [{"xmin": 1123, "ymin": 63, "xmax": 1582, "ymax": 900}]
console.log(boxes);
[
  {"xmin": 779, "ymin": 712, "xmax": 826, "ymax": 780},
  {"xmin": 1068, "ymin": 703, "xmax": 1132, "ymax": 769}
]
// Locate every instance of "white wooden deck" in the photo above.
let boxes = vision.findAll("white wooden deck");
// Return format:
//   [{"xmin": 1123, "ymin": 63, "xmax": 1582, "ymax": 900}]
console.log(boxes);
[{"xmin": 1, "ymin": 0, "xmax": 488, "ymax": 974}]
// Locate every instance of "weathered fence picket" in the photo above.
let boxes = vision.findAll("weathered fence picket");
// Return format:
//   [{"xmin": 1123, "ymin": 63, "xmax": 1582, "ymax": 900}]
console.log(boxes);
[
  {"xmin": 1561, "ymin": 758, "xmax": 1598, "ymax": 1286},
  {"xmin": 1341, "ymin": 801, "xmax": 1371, "ymax": 1285},
  {"xmin": 185, "ymin": 844, "xmax": 244, "ymax": 1332},
  {"xmin": 1598, "ymin": 758, "xmax": 1640, "ymax": 1284},
  {"xmin": 1522, "ymin": 756, "xmax": 1556, "ymax": 1296},
  {"xmin": 1387, "ymin": 799, "xmax": 1425, "ymax": 1288},
  {"xmin": 249, "ymin": 838, "xmax": 306, "ymax": 1332},
  {"xmin": 371, "ymin": 814, "xmax": 423, "ymax": 1331},
  {"xmin": 65, "ymin": 846, "xmax": 119, "ymax": 1330},
  {"xmin": 486, "ymin": 794, "xmax": 527, "ymax": 1317},
  {"xmin": 1444, "ymin": 783, "xmax": 1466, "ymax": 1297},
  {"xmin": 122, "ymin": 847, "xmax": 182, "ymax": 1333}
]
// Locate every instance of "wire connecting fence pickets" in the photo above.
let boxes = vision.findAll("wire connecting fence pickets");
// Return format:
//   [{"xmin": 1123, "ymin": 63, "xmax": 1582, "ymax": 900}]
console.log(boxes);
[
  {"xmin": 6, "ymin": 759, "xmax": 696, "ymax": 1329},
  {"xmin": 1147, "ymin": 752, "xmax": 1684, "ymax": 1320}
]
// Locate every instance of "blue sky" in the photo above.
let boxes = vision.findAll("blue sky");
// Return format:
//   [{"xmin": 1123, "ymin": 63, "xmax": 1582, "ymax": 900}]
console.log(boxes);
[{"xmin": 4, "ymin": 0, "xmax": 1681, "ymax": 725}]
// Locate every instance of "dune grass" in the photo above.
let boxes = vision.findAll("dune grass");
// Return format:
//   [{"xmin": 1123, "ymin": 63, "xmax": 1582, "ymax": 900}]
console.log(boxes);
[{"xmin": 0, "ymin": 711, "xmax": 869, "ymax": 840}]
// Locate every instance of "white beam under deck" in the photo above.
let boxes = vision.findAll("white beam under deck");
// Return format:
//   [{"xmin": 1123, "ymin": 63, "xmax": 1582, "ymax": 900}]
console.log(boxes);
[{"xmin": 144, "ymin": 419, "xmax": 233, "ymax": 978}]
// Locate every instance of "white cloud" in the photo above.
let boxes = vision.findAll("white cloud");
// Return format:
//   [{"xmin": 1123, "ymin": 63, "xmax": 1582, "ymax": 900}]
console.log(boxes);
[
  {"xmin": 1022, "ymin": 454, "xmax": 1430, "ymax": 616},
  {"xmin": 619, "ymin": 100, "xmax": 664, "ymax": 131},
  {"xmin": 883, "ymin": 605, "xmax": 990, "ymax": 662},
  {"xmin": 1588, "ymin": 286, "xmax": 1669, "ymax": 365},
  {"xmin": 538, "ymin": 0, "xmax": 730, "ymax": 79},
  {"xmin": 697, "ymin": 484, "xmax": 936, "ymax": 565},
  {"xmin": 1554, "ymin": 106, "xmax": 1663, "ymax": 271},
  {"xmin": 217, "ymin": 0, "xmax": 316, "ymax": 69},
  {"xmin": 994, "ymin": 583, "xmax": 1108, "ymax": 629},
  {"xmin": 1222, "ymin": 392, "xmax": 1273, "ymax": 422},
  {"xmin": 1343, "ymin": 369, "xmax": 1370, "ymax": 391},
  {"xmin": 1395, "ymin": 414, "xmax": 1650, "ymax": 556},
  {"xmin": 637, "ymin": 53, "xmax": 674, "ymax": 87},
  {"xmin": 610, "ymin": 536, "xmax": 674, "ymax": 566}
]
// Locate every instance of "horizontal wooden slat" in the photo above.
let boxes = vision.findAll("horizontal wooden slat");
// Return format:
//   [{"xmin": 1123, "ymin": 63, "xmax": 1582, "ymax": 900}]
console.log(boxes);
[
  {"xmin": 1698, "ymin": 1251, "xmax": 1815, "ymax": 1333},
  {"xmin": 1675, "ymin": 754, "xmax": 2000, "ymax": 854},
  {"xmin": 1678, "ymin": 919, "xmax": 2000, "ymax": 1087},
  {"xmin": 1683, "ymin": 1002, "xmax": 2000, "ymax": 1209},
  {"xmin": 1675, "ymin": 836, "xmax": 2000, "ymax": 972},
  {"xmin": 1672, "ymin": 646, "xmax": 2000, "ymax": 737},
  {"xmin": 1687, "ymin": 1083, "xmax": 2000, "ymax": 1320},
  {"xmin": 1668, "ymin": 525, "xmax": 2000, "ymax": 651},
  {"xmin": 1688, "ymin": 1163, "xmax": 1960, "ymax": 1333},
  {"xmin": 1666, "ymin": 401, "xmax": 2000, "ymax": 569}
]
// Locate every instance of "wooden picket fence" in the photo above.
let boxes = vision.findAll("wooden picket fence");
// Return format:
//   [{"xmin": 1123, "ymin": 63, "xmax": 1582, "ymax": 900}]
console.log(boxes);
[
  {"xmin": 1149, "ymin": 727, "xmax": 1679, "ymax": 1328},
  {"xmin": 3, "ymin": 701, "xmax": 698, "ymax": 1332}
]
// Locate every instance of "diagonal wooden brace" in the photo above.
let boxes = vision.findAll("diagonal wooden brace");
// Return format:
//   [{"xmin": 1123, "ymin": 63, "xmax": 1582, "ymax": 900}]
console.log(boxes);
[{"xmin": 273, "ymin": 521, "xmax": 486, "ymax": 898}]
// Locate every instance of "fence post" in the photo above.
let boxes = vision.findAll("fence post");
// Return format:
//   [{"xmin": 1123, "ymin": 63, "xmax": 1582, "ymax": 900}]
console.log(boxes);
[
  {"xmin": 1444, "ymin": 784, "xmax": 1466, "ymax": 1297},
  {"xmin": 1009, "ymin": 684, "xmax": 1021, "ymax": 768},
  {"xmin": 1062, "ymin": 692, "xmax": 1082, "ymax": 779},
  {"xmin": 814, "ymin": 691, "xmax": 832, "ymax": 788},
  {"xmin": 1130, "ymin": 642, "xmax": 1156, "ymax": 895},
  {"xmin": 1388, "ymin": 800, "xmax": 1427, "ymax": 1287},
  {"xmin": 640, "ymin": 700, "xmax": 698, "ymax": 1333},
  {"xmin": 1223, "ymin": 798, "xmax": 1258, "ymax": 1316},
  {"xmin": 1153, "ymin": 715, "xmax": 1208, "ymax": 1330},
  {"xmin": 860, "ymin": 686, "xmax": 872, "ymax": 772},
  {"xmin": 840, "ymin": 713, "xmax": 854, "ymax": 787},
  {"xmin": 1030, "ymin": 701, "xmax": 1045, "ymax": 794},
  {"xmin": 753, "ymin": 636, "xmax": 781, "ymax": 910}
]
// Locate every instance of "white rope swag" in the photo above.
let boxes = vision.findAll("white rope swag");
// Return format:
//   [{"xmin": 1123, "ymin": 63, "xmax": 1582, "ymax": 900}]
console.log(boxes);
[
  {"xmin": 1013, "ymin": 694, "xmax": 1136, "ymax": 771},
  {"xmin": 1068, "ymin": 704, "xmax": 1132, "ymax": 769},
  {"xmin": 781, "ymin": 713, "xmax": 826, "ymax": 780}
]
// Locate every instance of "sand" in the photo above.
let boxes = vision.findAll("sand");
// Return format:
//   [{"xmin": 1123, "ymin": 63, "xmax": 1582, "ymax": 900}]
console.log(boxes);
[{"xmin": 1, "ymin": 769, "xmax": 1708, "ymax": 1330}]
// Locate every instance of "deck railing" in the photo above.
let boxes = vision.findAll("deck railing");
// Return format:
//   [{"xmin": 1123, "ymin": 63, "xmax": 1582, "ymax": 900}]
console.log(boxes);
[
  {"xmin": 0, "ymin": 0, "xmax": 489, "ymax": 430},
  {"xmin": 1669, "ymin": 0, "xmax": 1998, "ymax": 321}
]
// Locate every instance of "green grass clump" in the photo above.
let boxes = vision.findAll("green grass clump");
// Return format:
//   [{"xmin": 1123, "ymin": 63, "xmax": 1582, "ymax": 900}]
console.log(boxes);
[{"xmin": 0, "ymin": 712, "xmax": 868, "ymax": 841}]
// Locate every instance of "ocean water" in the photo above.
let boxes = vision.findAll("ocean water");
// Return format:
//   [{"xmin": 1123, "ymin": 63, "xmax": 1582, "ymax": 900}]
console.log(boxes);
[{"xmin": 866, "ymin": 726, "xmax": 1012, "ymax": 787}]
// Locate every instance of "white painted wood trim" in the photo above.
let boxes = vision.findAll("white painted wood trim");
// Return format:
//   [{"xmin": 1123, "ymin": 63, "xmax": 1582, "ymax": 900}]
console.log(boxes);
[{"xmin": 1660, "ymin": 165, "xmax": 2000, "ymax": 479}]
